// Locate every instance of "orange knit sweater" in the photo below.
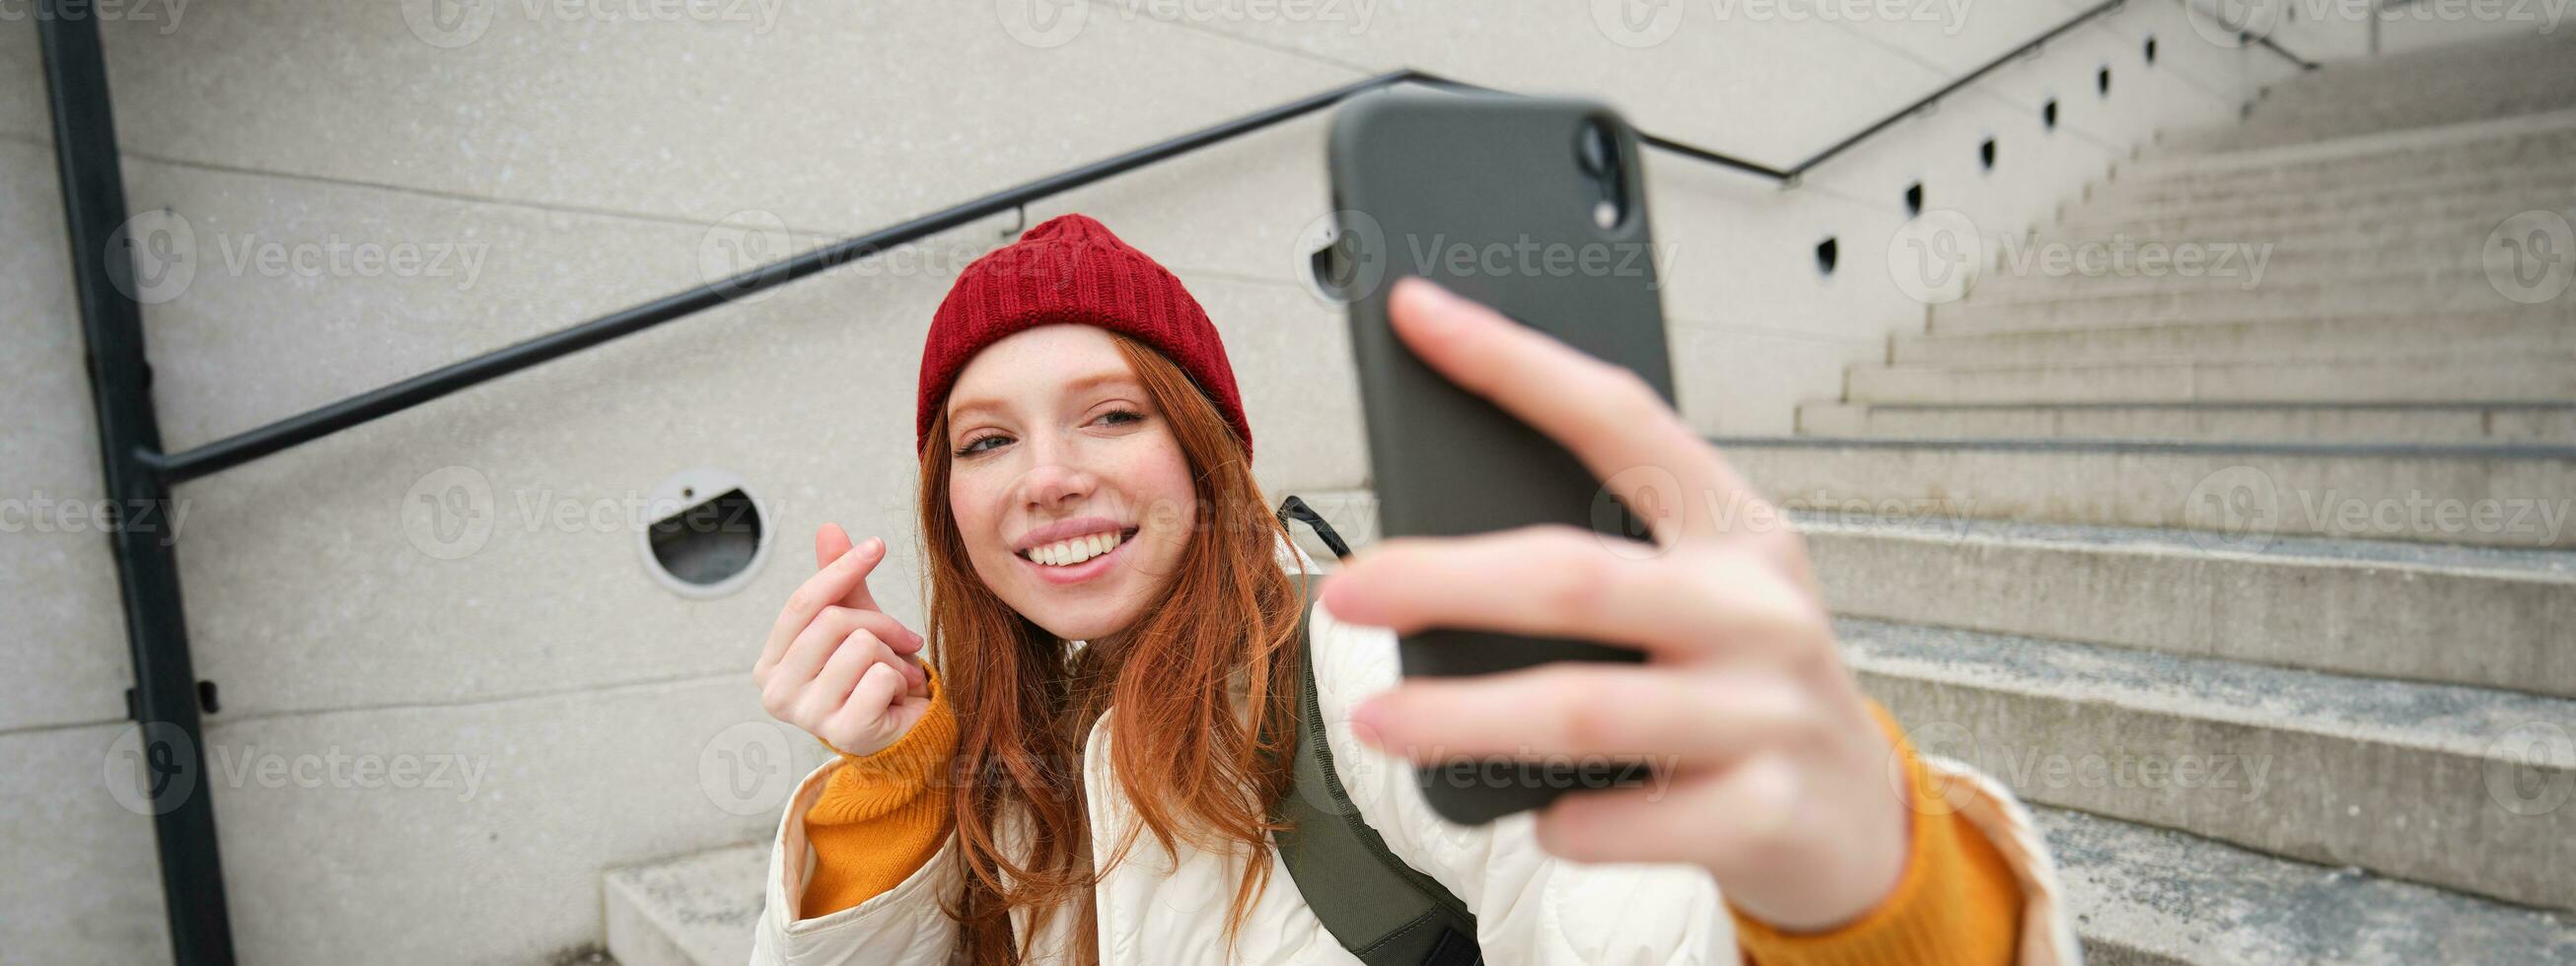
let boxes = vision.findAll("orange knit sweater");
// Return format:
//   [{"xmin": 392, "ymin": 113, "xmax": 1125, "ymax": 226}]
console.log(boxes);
[{"xmin": 800, "ymin": 668, "xmax": 2024, "ymax": 964}]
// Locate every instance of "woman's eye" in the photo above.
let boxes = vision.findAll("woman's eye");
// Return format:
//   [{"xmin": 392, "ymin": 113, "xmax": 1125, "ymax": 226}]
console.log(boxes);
[
  {"xmin": 953, "ymin": 434, "xmax": 1009, "ymax": 457},
  {"xmin": 1099, "ymin": 407, "xmax": 1145, "ymax": 426}
]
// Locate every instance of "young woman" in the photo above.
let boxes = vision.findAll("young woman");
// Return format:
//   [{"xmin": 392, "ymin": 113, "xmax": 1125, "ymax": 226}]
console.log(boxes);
[{"xmin": 749, "ymin": 213, "xmax": 2077, "ymax": 965}]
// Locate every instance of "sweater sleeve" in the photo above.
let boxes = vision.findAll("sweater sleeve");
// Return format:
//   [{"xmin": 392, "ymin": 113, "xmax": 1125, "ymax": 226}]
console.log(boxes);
[
  {"xmin": 797, "ymin": 665, "xmax": 962, "ymax": 921},
  {"xmin": 1728, "ymin": 699, "xmax": 2024, "ymax": 966}
]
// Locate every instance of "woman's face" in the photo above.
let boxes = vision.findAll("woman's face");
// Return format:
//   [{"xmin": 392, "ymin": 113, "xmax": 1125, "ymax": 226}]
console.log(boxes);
[{"xmin": 942, "ymin": 324, "xmax": 1199, "ymax": 645}]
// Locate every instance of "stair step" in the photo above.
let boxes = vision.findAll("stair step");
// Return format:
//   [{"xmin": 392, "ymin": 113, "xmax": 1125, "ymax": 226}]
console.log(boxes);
[
  {"xmin": 1802, "ymin": 514, "xmax": 2576, "ymax": 696},
  {"xmin": 1794, "ymin": 401, "xmax": 2576, "ymax": 445},
  {"xmin": 2086, "ymin": 163, "xmax": 2576, "ymax": 210},
  {"xmin": 1893, "ymin": 310, "xmax": 2576, "ymax": 366},
  {"xmin": 1933, "ymin": 272, "xmax": 2557, "ymax": 330},
  {"xmin": 1845, "ymin": 350, "xmax": 2576, "ymax": 406},
  {"xmin": 584, "ymin": 795, "xmax": 2576, "ymax": 966},
  {"xmin": 2127, "ymin": 107, "xmax": 2576, "ymax": 186},
  {"xmin": 605, "ymin": 845, "xmax": 763, "ymax": 966},
  {"xmin": 1845, "ymin": 618, "xmax": 2576, "ymax": 910},
  {"xmin": 2037, "ymin": 806, "xmax": 2576, "ymax": 965},
  {"xmin": 2082, "ymin": 180, "xmax": 2576, "ymax": 230},
  {"xmin": 1722, "ymin": 437, "xmax": 2576, "ymax": 549},
  {"xmin": 1983, "ymin": 233, "xmax": 2505, "ymax": 294},
  {"xmin": 2051, "ymin": 201, "xmax": 2571, "ymax": 249}
]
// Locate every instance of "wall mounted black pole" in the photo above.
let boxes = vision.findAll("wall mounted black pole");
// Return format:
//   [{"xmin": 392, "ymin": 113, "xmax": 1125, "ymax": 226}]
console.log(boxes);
[{"xmin": 38, "ymin": 5, "xmax": 239, "ymax": 964}]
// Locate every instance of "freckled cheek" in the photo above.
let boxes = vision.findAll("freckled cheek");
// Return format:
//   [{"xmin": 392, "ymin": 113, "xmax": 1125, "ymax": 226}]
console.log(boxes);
[{"xmin": 948, "ymin": 477, "xmax": 1011, "ymax": 564}]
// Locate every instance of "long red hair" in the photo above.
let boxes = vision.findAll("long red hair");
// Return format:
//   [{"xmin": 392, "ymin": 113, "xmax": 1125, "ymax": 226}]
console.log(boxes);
[{"xmin": 914, "ymin": 332, "xmax": 1306, "ymax": 964}]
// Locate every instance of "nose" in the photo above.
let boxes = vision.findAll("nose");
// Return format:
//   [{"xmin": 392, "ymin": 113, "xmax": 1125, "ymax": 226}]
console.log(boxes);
[{"xmin": 1015, "ymin": 431, "xmax": 1100, "ymax": 514}]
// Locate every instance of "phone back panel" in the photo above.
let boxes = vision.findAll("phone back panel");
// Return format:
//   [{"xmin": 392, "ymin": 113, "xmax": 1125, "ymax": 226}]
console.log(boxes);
[{"xmin": 1326, "ymin": 90, "xmax": 1675, "ymax": 823}]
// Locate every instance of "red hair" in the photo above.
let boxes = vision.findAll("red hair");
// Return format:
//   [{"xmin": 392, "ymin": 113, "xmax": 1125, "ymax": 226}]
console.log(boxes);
[{"xmin": 915, "ymin": 332, "xmax": 1304, "ymax": 964}]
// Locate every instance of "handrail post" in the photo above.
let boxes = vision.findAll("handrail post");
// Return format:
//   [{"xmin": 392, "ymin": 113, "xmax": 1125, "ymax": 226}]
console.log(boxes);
[{"xmin": 38, "ymin": 5, "xmax": 239, "ymax": 963}]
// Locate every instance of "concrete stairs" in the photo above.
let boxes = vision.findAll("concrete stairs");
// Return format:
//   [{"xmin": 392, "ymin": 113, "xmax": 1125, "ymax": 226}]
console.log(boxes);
[
  {"xmin": 1782, "ymin": 29, "xmax": 2576, "ymax": 963},
  {"xmin": 599, "ymin": 32, "xmax": 2576, "ymax": 966}
]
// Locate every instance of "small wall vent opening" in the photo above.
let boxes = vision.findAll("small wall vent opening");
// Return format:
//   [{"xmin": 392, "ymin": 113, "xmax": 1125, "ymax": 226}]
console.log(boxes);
[
  {"xmin": 2098, "ymin": 67, "xmax": 2112, "ymax": 96},
  {"xmin": 1979, "ymin": 137, "xmax": 1998, "ymax": 172},
  {"xmin": 2144, "ymin": 36, "xmax": 2158, "ymax": 65},
  {"xmin": 1903, "ymin": 182, "xmax": 1924, "ymax": 216},
  {"xmin": 2042, "ymin": 100, "xmax": 2058, "ymax": 130},
  {"xmin": 639, "ymin": 468, "xmax": 772, "ymax": 598},
  {"xmin": 1816, "ymin": 237, "xmax": 1839, "ymax": 276}
]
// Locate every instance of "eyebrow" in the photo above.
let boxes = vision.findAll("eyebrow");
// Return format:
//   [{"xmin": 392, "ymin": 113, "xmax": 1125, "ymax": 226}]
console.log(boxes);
[{"xmin": 948, "ymin": 371, "xmax": 1142, "ymax": 425}]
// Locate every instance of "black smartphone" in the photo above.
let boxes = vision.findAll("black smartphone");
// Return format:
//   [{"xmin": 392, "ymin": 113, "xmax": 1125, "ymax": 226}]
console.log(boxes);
[{"xmin": 1322, "ymin": 90, "xmax": 1676, "ymax": 825}]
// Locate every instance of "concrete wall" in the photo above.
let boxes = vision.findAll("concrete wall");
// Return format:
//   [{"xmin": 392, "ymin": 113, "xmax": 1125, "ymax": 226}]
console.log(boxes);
[{"xmin": 4, "ymin": 0, "xmax": 2458, "ymax": 961}]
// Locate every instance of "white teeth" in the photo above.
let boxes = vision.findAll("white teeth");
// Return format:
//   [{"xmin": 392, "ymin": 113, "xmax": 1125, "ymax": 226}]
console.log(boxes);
[{"xmin": 1029, "ymin": 529, "xmax": 1124, "ymax": 567}]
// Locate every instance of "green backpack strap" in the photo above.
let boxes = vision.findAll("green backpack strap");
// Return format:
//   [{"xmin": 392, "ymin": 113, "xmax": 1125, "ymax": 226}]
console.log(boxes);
[{"xmin": 1272, "ymin": 499, "xmax": 1483, "ymax": 966}]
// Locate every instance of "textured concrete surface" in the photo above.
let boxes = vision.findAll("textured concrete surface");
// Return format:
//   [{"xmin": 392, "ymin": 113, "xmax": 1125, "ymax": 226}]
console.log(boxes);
[
  {"xmin": 1797, "ymin": 400, "xmax": 2576, "ymax": 445},
  {"xmin": 194, "ymin": 675, "xmax": 820, "ymax": 964},
  {"xmin": 1849, "ymin": 618, "xmax": 2576, "ymax": 910},
  {"xmin": 605, "ymin": 843, "xmax": 765, "ymax": 966},
  {"xmin": 1847, "ymin": 350, "xmax": 2576, "ymax": 405},
  {"xmin": 9, "ymin": 6, "xmax": 2555, "ymax": 965},
  {"xmin": 1892, "ymin": 309, "xmax": 2576, "ymax": 367},
  {"xmin": 1803, "ymin": 514, "xmax": 2576, "ymax": 696},
  {"xmin": 0, "ymin": 140, "xmax": 135, "ymax": 733},
  {"xmin": 2039, "ymin": 806, "xmax": 2576, "ymax": 965},
  {"xmin": 1730, "ymin": 442, "xmax": 2576, "ymax": 549}
]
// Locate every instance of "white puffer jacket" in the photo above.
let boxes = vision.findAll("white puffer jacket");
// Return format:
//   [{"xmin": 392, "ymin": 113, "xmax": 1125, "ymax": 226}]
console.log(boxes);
[{"xmin": 750, "ymin": 534, "xmax": 2083, "ymax": 965}]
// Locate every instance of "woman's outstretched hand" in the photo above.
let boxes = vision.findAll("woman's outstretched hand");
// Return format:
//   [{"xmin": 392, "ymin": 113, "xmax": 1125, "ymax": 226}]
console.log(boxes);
[
  {"xmin": 1325, "ymin": 276, "xmax": 1911, "ymax": 932},
  {"xmin": 752, "ymin": 524, "xmax": 936, "ymax": 759}
]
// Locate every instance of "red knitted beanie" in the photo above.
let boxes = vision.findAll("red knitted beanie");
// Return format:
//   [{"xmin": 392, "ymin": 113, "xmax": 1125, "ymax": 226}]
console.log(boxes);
[{"xmin": 916, "ymin": 213, "xmax": 1252, "ymax": 461}]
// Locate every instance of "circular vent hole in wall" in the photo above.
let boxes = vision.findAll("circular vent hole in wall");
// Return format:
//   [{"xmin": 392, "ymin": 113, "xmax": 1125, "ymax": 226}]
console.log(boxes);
[{"xmin": 639, "ymin": 468, "xmax": 772, "ymax": 598}]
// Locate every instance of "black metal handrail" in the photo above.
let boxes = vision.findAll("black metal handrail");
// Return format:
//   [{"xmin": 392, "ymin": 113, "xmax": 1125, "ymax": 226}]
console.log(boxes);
[
  {"xmin": 136, "ymin": 0, "xmax": 2324, "ymax": 487},
  {"xmin": 45, "ymin": 2, "xmax": 2315, "ymax": 962},
  {"xmin": 138, "ymin": 67, "xmax": 1795, "ymax": 485}
]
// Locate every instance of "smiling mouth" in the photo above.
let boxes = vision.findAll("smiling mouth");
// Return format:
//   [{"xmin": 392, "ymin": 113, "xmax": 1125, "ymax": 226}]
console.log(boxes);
[{"xmin": 1016, "ymin": 526, "xmax": 1141, "ymax": 568}]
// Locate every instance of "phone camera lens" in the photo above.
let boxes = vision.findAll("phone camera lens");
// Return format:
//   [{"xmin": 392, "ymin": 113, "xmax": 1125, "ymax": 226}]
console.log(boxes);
[{"xmin": 1578, "ymin": 121, "xmax": 1613, "ymax": 176}]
